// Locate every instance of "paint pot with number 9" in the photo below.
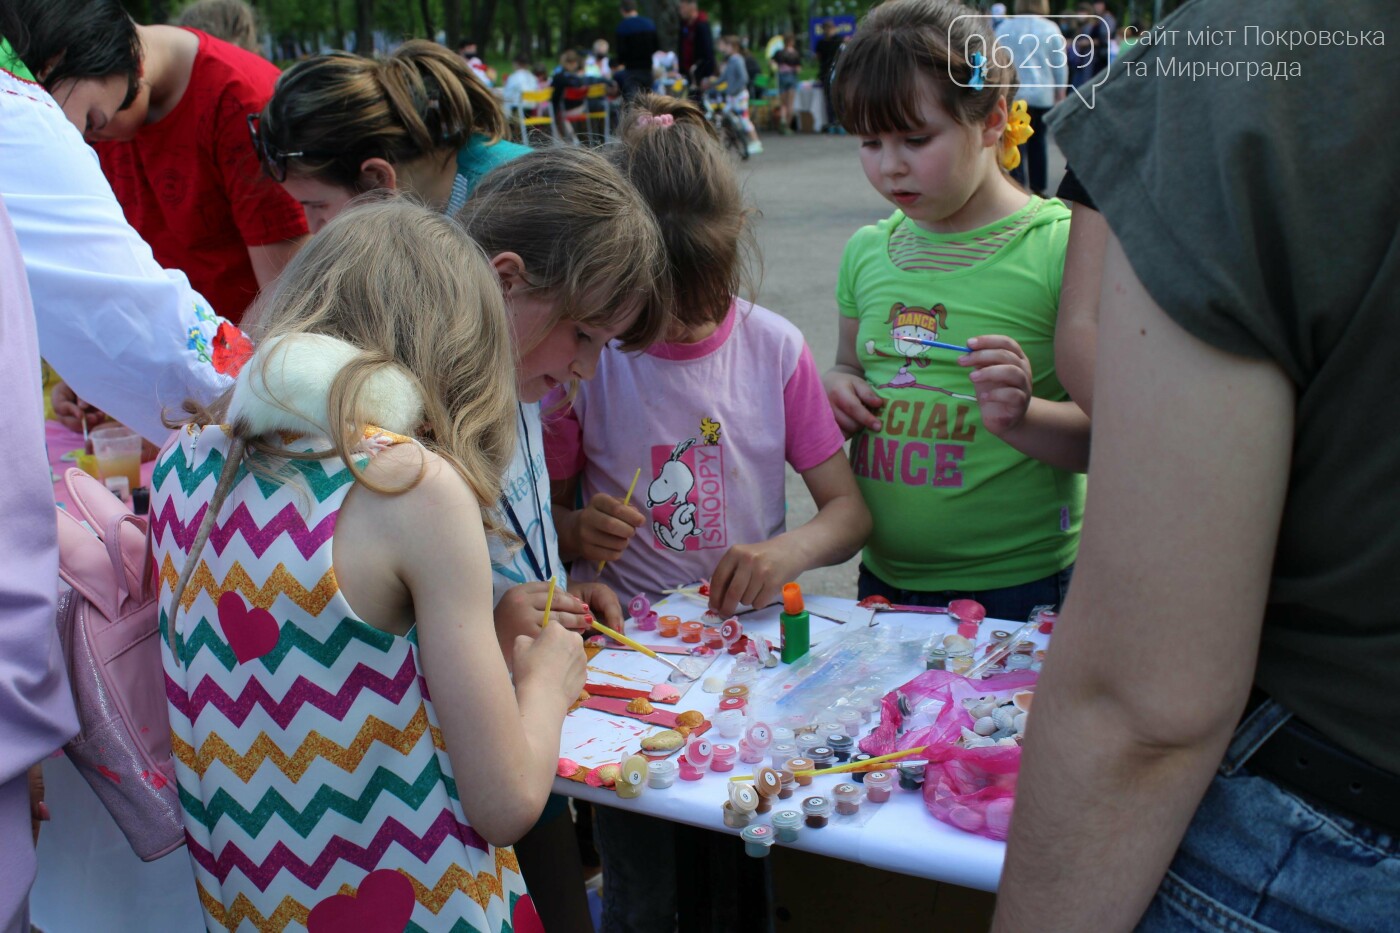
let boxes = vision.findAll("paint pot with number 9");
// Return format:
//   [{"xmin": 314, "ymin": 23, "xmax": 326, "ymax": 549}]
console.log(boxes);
[
  {"xmin": 616, "ymin": 754, "xmax": 649, "ymax": 799},
  {"xmin": 740, "ymin": 824, "xmax": 775, "ymax": 858}
]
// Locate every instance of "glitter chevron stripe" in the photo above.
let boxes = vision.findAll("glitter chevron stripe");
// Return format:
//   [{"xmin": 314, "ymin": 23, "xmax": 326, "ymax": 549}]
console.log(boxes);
[
  {"xmin": 153, "ymin": 440, "xmax": 355, "ymax": 501},
  {"xmin": 152, "ymin": 497, "xmax": 339, "ymax": 560},
  {"xmin": 158, "ymin": 552, "xmax": 338, "ymax": 614},
  {"xmin": 179, "ymin": 757, "xmax": 460, "ymax": 837},
  {"xmin": 407, "ymin": 850, "xmax": 522, "ymax": 915},
  {"xmin": 171, "ymin": 613, "xmax": 396, "ymax": 673},
  {"xmin": 171, "ymin": 705, "xmax": 446, "ymax": 781},
  {"xmin": 167, "ymin": 652, "xmax": 418, "ymax": 727},
  {"xmin": 186, "ymin": 810, "xmax": 491, "ymax": 888},
  {"xmin": 197, "ymin": 884, "xmax": 311, "ymax": 933}
]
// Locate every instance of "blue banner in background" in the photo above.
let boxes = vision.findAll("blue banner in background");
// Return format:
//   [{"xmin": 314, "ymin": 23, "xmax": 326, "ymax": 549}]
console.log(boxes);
[{"xmin": 808, "ymin": 15, "xmax": 856, "ymax": 53}]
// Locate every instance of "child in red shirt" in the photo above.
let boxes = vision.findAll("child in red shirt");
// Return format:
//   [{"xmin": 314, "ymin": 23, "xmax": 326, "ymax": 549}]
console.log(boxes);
[{"xmin": 91, "ymin": 25, "xmax": 307, "ymax": 324}]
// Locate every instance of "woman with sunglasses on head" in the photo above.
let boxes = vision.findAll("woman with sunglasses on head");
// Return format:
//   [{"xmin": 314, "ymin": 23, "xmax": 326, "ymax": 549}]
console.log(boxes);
[{"xmin": 252, "ymin": 40, "xmax": 529, "ymax": 234}]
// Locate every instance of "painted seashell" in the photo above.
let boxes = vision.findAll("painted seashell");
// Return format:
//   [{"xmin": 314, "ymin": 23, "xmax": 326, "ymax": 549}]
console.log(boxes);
[
  {"xmin": 947, "ymin": 599, "xmax": 987, "ymax": 625},
  {"xmin": 942, "ymin": 634, "xmax": 975, "ymax": 654},
  {"xmin": 992, "ymin": 707, "xmax": 1018, "ymax": 731},
  {"xmin": 973, "ymin": 716, "xmax": 998, "ymax": 736},
  {"xmin": 595, "ymin": 763, "xmax": 622, "ymax": 787},
  {"xmin": 703, "ymin": 676, "xmax": 726, "ymax": 693},
  {"xmin": 577, "ymin": 690, "xmax": 591, "ymax": 704},
  {"xmin": 650, "ymin": 684, "xmax": 681, "ymax": 703},
  {"xmin": 674, "ymin": 725, "xmax": 692, "ymax": 738},
  {"xmin": 626, "ymin": 697, "xmax": 655, "ymax": 715},
  {"xmin": 641, "ymin": 729, "xmax": 685, "ymax": 752},
  {"xmin": 557, "ymin": 757, "xmax": 582, "ymax": 778},
  {"xmin": 675, "ymin": 710, "xmax": 705, "ymax": 729},
  {"xmin": 1013, "ymin": 691, "xmax": 1034, "ymax": 713}
]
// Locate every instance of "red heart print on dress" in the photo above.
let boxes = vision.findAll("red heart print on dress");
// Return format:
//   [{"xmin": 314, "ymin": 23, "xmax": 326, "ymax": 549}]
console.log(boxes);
[
  {"xmin": 217, "ymin": 591, "xmax": 280, "ymax": 663},
  {"xmin": 512, "ymin": 894, "xmax": 545, "ymax": 933},
  {"xmin": 307, "ymin": 869, "xmax": 415, "ymax": 933}
]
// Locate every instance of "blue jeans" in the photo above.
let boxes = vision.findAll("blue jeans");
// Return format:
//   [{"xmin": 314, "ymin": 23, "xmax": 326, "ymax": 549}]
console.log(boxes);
[
  {"xmin": 1139, "ymin": 700, "xmax": 1400, "ymax": 932},
  {"xmin": 856, "ymin": 563, "xmax": 1072, "ymax": 624}
]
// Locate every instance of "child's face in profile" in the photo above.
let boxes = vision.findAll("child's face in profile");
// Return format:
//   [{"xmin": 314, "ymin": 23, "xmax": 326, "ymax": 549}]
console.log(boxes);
[
  {"xmin": 509, "ymin": 290, "xmax": 642, "ymax": 402},
  {"xmin": 280, "ymin": 175, "xmax": 357, "ymax": 234},
  {"xmin": 856, "ymin": 75, "xmax": 994, "ymax": 231}
]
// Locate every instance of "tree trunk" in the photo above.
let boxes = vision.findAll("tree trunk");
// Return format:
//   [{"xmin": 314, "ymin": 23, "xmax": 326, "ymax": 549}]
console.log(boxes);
[
  {"xmin": 561, "ymin": 0, "xmax": 574, "ymax": 50},
  {"xmin": 444, "ymin": 0, "xmax": 463, "ymax": 46},
  {"xmin": 419, "ymin": 0, "xmax": 435, "ymax": 39},
  {"xmin": 355, "ymin": 0, "xmax": 374, "ymax": 55},
  {"xmin": 718, "ymin": 0, "xmax": 736, "ymax": 34},
  {"xmin": 513, "ymin": 0, "xmax": 531, "ymax": 58},
  {"xmin": 535, "ymin": 0, "xmax": 550, "ymax": 58},
  {"xmin": 475, "ymin": 0, "xmax": 499, "ymax": 51},
  {"xmin": 332, "ymin": 0, "xmax": 346, "ymax": 50}
]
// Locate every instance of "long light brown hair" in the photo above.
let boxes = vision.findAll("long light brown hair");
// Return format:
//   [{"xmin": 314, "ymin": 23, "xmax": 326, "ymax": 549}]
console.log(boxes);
[
  {"xmin": 456, "ymin": 146, "xmax": 672, "ymax": 353},
  {"xmin": 257, "ymin": 40, "xmax": 507, "ymax": 191},
  {"xmin": 610, "ymin": 94, "xmax": 757, "ymax": 331}
]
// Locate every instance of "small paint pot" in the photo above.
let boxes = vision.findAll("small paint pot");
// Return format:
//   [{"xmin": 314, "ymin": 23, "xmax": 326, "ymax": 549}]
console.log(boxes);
[
  {"xmin": 848, "ymin": 753, "xmax": 873, "ymax": 781},
  {"xmin": 755, "ymin": 792, "xmax": 773, "ymax": 814},
  {"xmin": 991, "ymin": 629, "xmax": 1012, "ymax": 642},
  {"xmin": 636, "ymin": 611, "xmax": 659, "ymax": 632},
  {"xmin": 808, "ymin": 746, "xmax": 835, "ymax": 768},
  {"xmin": 1006, "ymin": 653, "xmax": 1033, "ymax": 670},
  {"xmin": 738, "ymin": 741, "xmax": 764, "ymax": 764},
  {"xmin": 678, "ymin": 758, "xmax": 706, "ymax": 781},
  {"xmin": 648, "ymin": 758, "xmax": 678, "ymax": 789},
  {"xmin": 856, "ymin": 694, "xmax": 883, "ymax": 720},
  {"xmin": 722, "ymin": 801, "xmax": 754, "ymax": 829},
  {"xmin": 948, "ymin": 655, "xmax": 974, "ymax": 675},
  {"xmin": 835, "ymin": 709, "xmax": 863, "ymax": 736},
  {"xmin": 925, "ymin": 648, "xmax": 948, "ymax": 671},
  {"xmin": 786, "ymin": 758, "xmax": 814, "ymax": 786},
  {"xmin": 777, "ymin": 769, "xmax": 796, "ymax": 799},
  {"xmin": 957, "ymin": 621, "xmax": 979, "ymax": 639},
  {"xmin": 714, "ymin": 710, "xmax": 745, "ymax": 739},
  {"xmin": 864, "ymin": 770, "xmax": 893, "ymax": 803},
  {"xmin": 719, "ymin": 696, "xmax": 747, "ymax": 714},
  {"xmin": 826, "ymin": 734, "xmax": 854, "ymax": 763},
  {"xmin": 680, "ymin": 621, "xmax": 704, "ymax": 643},
  {"xmin": 770, "ymin": 741, "xmax": 798, "ymax": 769},
  {"xmin": 897, "ymin": 760, "xmax": 928, "ymax": 791},
  {"xmin": 723, "ymin": 684, "xmax": 750, "ymax": 701},
  {"xmin": 772, "ymin": 726, "xmax": 795, "ymax": 745},
  {"xmin": 740, "ymin": 824, "xmax": 775, "ymax": 858},
  {"xmin": 771, "ymin": 809, "xmax": 802, "ymax": 843},
  {"xmin": 796, "ymin": 732, "xmax": 825, "ymax": 755},
  {"xmin": 703, "ymin": 626, "xmax": 724, "ymax": 649},
  {"xmin": 802, "ymin": 795, "xmax": 833, "ymax": 828},
  {"xmin": 833, "ymin": 782, "xmax": 863, "ymax": 816},
  {"xmin": 658, "ymin": 615, "xmax": 682, "ymax": 638},
  {"xmin": 710, "ymin": 743, "xmax": 738, "ymax": 772}
]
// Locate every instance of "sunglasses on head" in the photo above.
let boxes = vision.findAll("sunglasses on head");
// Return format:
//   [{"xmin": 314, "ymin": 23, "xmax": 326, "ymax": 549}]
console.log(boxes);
[{"xmin": 247, "ymin": 113, "xmax": 334, "ymax": 183}]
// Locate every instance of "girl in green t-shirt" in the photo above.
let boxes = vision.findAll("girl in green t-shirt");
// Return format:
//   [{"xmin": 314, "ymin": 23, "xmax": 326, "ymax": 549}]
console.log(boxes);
[{"xmin": 822, "ymin": 0, "xmax": 1090, "ymax": 622}]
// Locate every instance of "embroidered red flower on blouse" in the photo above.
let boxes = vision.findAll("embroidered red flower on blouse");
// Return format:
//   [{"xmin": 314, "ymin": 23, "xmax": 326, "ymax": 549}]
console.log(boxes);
[{"xmin": 211, "ymin": 322, "xmax": 254, "ymax": 376}]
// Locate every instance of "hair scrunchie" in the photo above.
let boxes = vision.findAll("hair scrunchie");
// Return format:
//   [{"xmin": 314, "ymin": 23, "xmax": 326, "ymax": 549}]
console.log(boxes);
[
  {"xmin": 1000, "ymin": 100, "xmax": 1034, "ymax": 171},
  {"xmin": 637, "ymin": 113, "xmax": 675, "ymax": 128}
]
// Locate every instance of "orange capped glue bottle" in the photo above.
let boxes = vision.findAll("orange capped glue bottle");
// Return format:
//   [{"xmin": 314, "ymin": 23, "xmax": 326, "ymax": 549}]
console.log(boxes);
[{"xmin": 779, "ymin": 582, "xmax": 810, "ymax": 664}]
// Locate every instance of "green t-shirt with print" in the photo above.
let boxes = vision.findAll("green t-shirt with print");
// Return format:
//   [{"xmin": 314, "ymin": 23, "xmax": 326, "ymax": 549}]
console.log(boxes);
[{"xmin": 837, "ymin": 198, "xmax": 1083, "ymax": 592}]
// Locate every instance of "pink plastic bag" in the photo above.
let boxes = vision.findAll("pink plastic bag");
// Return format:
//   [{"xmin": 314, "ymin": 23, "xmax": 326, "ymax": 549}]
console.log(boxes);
[{"xmin": 860, "ymin": 668, "xmax": 1037, "ymax": 841}]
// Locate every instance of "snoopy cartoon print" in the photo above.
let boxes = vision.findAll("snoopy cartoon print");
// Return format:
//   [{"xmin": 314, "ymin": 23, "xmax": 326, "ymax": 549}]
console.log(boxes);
[{"xmin": 648, "ymin": 437, "xmax": 700, "ymax": 551}]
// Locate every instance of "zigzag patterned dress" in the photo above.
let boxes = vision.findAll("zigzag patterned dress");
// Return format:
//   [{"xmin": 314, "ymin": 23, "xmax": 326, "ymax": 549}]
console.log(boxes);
[{"xmin": 154, "ymin": 425, "xmax": 530, "ymax": 932}]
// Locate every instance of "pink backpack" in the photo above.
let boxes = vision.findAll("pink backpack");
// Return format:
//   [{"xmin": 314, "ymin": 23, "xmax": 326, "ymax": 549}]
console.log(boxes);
[{"xmin": 54, "ymin": 468, "xmax": 184, "ymax": 861}]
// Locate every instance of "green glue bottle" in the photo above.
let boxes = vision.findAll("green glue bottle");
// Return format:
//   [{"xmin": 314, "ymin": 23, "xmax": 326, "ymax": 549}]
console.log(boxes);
[{"xmin": 779, "ymin": 582, "xmax": 810, "ymax": 664}]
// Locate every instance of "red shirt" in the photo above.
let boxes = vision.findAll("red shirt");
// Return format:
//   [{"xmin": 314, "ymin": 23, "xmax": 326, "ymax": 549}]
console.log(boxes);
[{"xmin": 95, "ymin": 30, "xmax": 307, "ymax": 324}]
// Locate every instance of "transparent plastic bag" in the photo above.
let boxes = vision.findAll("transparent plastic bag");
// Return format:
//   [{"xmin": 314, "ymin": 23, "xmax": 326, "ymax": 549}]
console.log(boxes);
[{"xmin": 859, "ymin": 668, "xmax": 1037, "ymax": 841}]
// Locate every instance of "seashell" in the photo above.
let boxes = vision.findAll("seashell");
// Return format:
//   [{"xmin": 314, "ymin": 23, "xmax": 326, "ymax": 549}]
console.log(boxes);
[
  {"xmin": 970, "ymin": 700, "xmax": 997, "ymax": 719},
  {"xmin": 674, "ymin": 725, "xmax": 692, "ymax": 738},
  {"xmin": 641, "ymin": 729, "xmax": 684, "ymax": 751},
  {"xmin": 942, "ymin": 634, "xmax": 975, "ymax": 654},
  {"xmin": 702, "ymin": 676, "xmax": 726, "ymax": 693},
  {"xmin": 965, "ymin": 735, "xmax": 996, "ymax": 749},
  {"xmin": 1012, "ymin": 691, "xmax": 1034, "ymax": 713},
  {"xmin": 947, "ymin": 599, "xmax": 986, "ymax": 624},
  {"xmin": 990, "ymin": 728, "xmax": 1015, "ymax": 741},
  {"xmin": 626, "ymin": 697, "xmax": 655, "ymax": 715},
  {"xmin": 1014, "ymin": 712, "xmax": 1028, "ymax": 736},
  {"xmin": 992, "ymin": 707, "xmax": 1017, "ymax": 731},
  {"xmin": 675, "ymin": 710, "xmax": 705, "ymax": 729},
  {"xmin": 595, "ymin": 763, "xmax": 622, "ymax": 787},
  {"xmin": 557, "ymin": 757, "xmax": 582, "ymax": 778},
  {"xmin": 960, "ymin": 727, "xmax": 982, "ymax": 745},
  {"xmin": 996, "ymin": 737, "xmax": 1019, "ymax": 747},
  {"xmin": 650, "ymin": 684, "xmax": 681, "ymax": 703},
  {"xmin": 973, "ymin": 716, "xmax": 998, "ymax": 736},
  {"xmin": 577, "ymin": 690, "xmax": 591, "ymax": 704}
]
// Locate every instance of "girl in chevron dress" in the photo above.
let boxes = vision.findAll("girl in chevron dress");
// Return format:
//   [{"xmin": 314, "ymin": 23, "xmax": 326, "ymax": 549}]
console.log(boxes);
[{"xmin": 153, "ymin": 199, "xmax": 586, "ymax": 932}]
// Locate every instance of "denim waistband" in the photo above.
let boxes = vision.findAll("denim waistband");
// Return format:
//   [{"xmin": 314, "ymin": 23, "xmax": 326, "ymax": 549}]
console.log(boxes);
[{"xmin": 1220, "ymin": 696, "xmax": 1292, "ymax": 777}]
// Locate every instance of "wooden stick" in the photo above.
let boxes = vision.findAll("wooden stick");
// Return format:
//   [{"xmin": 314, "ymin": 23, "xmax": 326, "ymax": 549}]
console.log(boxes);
[{"xmin": 597, "ymin": 467, "xmax": 642, "ymax": 574}]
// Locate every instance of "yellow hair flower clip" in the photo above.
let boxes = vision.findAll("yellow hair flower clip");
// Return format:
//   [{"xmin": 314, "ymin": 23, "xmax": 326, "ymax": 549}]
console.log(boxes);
[{"xmin": 1000, "ymin": 99, "xmax": 1034, "ymax": 171}]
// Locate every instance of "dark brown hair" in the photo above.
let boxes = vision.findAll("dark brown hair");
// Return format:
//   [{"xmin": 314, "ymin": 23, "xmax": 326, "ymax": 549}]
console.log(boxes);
[
  {"xmin": 610, "ymin": 94, "xmax": 756, "ymax": 332},
  {"xmin": 257, "ymin": 39, "xmax": 506, "ymax": 191},
  {"xmin": 456, "ymin": 146, "xmax": 671, "ymax": 353},
  {"xmin": 833, "ymin": 0, "xmax": 1019, "ymax": 135}
]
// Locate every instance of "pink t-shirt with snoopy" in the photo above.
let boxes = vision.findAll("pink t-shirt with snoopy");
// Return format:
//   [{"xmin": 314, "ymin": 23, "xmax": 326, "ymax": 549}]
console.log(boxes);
[{"xmin": 544, "ymin": 299, "xmax": 845, "ymax": 601}]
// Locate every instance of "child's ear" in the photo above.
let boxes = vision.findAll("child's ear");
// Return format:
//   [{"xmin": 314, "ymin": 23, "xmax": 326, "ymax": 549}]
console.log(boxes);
[
  {"xmin": 357, "ymin": 157, "xmax": 398, "ymax": 193},
  {"xmin": 981, "ymin": 97, "xmax": 1009, "ymax": 149},
  {"xmin": 490, "ymin": 252, "xmax": 528, "ymax": 296}
]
